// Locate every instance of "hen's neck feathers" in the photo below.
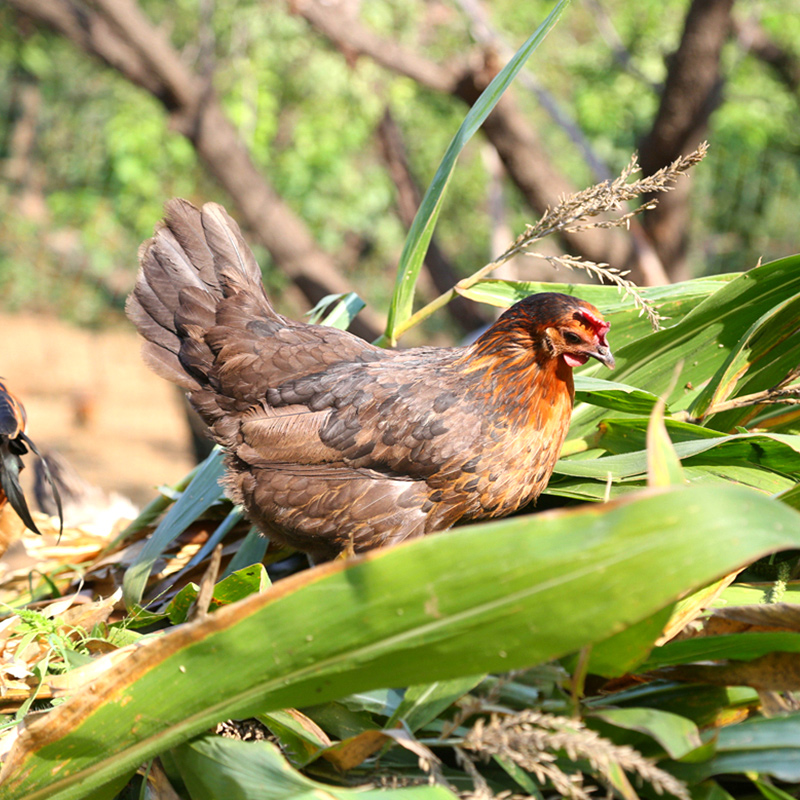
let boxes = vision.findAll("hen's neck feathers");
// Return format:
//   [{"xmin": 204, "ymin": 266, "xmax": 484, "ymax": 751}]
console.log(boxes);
[{"xmin": 456, "ymin": 314, "xmax": 575, "ymax": 427}]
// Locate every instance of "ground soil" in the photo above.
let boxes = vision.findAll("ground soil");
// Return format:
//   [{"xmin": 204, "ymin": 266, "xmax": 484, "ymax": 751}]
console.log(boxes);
[{"xmin": 2, "ymin": 312, "xmax": 196, "ymax": 510}]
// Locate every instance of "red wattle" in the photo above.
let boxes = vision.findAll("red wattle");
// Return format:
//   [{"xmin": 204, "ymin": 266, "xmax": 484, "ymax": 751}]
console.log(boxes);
[{"xmin": 563, "ymin": 353, "xmax": 589, "ymax": 367}]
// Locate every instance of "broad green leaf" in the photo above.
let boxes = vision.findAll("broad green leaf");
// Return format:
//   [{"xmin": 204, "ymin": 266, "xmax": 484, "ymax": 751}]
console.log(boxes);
[
  {"xmin": 302, "ymin": 701, "xmax": 383, "ymax": 740},
  {"xmin": 79, "ymin": 773, "xmax": 137, "ymax": 800},
  {"xmin": 778, "ymin": 483, "xmax": 800, "ymax": 511},
  {"xmin": 548, "ymin": 462, "xmax": 795, "ymax": 502},
  {"xmin": 5, "ymin": 485, "xmax": 800, "ymax": 800},
  {"xmin": 555, "ymin": 432, "xmax": 800, "ymax": 480},
  {"xmin": 382, "ymin": 0, "xmax": 570, "ymax": 344},
  {"xmin": 123, "ymin": 448, "xmax": 226, "ymax": 608},
  {"xmin": 568, "ymin": 255, "xmax": 800, "ymax": 438},
  {"xmin": 751, "ymin": 776, "xmax": 798, "ymax": 800},
  {"xmin": 574, "ymin": 376, "xmax": 661, "ymax": 414},
  {"xmin": 457, "ymin": 275, "xmax": 736, "ymax": 349},
  {"xmin": 588, "ymin": 707, "xmax": 702, "ymax": 759},
  {"xmin": 386, "ymin": 675, "xmax": 484, "ymax": 733},
  {"xmin": 647, "ymin": 398, "xmax": 686, "ymax": 488},
  {"xmin": 211, "ymin": 564, "xmax": 269, "ymax": 605},
  {"xmin": 717, "ymin": 581, "xmax": 800, "ymax": 607},
  {"xmin": 691, "ymin": 293, "xmax": 800, "ymax": 427},
  {"xmin": 586, "ymin": 682, "xmax": 759, "ymax": 730},
  {"xmin": 544, "ymin": 476, "xmax": 642, "ymax": 501},
  {"xmin": 337, "ymin": 689, "xmax": 406, "ymax": 719},
  {"xmin": 166, "ymin": 582, "xmax": 200, "ymax": 625},
  {"xmin": 581, "ymin": 604, "xmax": 674, "ymax": 676},
  {"xmin": 165, "ymin": 565, "xmax": 268, "ymax": 624},
  {"xmin": 259, "ymin": 709, "xmax": 330, "ymax": 767},
  {"xmin": 643, "ymin": 633, "xmax": 800, "ymax": 670},
  {"xmin": 170, "ymin": 735, "xmax": 455, "ymax": 800},
  {"xmin": 692, "ymin": 781, "xmax": 738, "ymax": 800},
  {"xmin": 669, "ymin": 714, "xmax": 800, "ymax": 784},
  {"xmin": 595, "ymin": 418, "xmax": 723, "ymax": 454},
  {"xmin": 684, "ymin": 464, "xmax": 797, "ymax": 494}
]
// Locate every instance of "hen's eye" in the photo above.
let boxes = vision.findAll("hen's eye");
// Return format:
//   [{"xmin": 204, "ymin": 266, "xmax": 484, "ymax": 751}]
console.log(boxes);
[{"xmin": 562, "ymin": 331, "xmax": 582, "ymax": 345}]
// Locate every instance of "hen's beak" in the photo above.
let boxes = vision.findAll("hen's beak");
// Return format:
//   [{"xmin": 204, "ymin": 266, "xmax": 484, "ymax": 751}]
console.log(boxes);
[{"xmin": 592, "ymin": 344, "xmax": 615, "ymax": 370}]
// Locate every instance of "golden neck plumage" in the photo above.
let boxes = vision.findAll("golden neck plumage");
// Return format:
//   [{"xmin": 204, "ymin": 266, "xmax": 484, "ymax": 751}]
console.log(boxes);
[{"xmin": 458, "ymin": 331, "xmax": 575, "ymax": 434}]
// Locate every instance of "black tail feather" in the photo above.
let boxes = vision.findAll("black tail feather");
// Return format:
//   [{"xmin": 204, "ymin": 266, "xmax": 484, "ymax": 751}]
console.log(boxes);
[
  {"xmin": 0, "ymin": 442, "xmax": 42, "ymax": 535},
  {"xmin": 20, "ymin": 431, "xmax": 63, "ymax": 538}
]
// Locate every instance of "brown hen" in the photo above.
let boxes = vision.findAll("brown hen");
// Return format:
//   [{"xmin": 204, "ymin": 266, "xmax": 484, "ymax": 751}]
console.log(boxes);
[{"xmin": 127, "ymin": 200, "xmax": 615, "ymax": 562}]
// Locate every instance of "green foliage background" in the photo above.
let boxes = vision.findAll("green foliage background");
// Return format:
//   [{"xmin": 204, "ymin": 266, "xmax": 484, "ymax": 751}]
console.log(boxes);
[
  {"xmin": 3, "ymin": 4, "xmax": 800, "ymax": 800},
  {"xmin": 2, "ymin": 0, "xmax": 799, "ymax": 327}
]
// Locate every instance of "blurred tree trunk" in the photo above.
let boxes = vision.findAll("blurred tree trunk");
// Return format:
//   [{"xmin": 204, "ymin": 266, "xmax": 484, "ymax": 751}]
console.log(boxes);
[
  {"xmin": 292, "ymin": 0, "xmax": 650, "ymax": 283},
  {"xmin": 7, "ymin": 0, "xmax": 384, "ymax": 341},
  {"xmin": 638, "ymin": 0, "xmax": 735, "ymax": 281}
]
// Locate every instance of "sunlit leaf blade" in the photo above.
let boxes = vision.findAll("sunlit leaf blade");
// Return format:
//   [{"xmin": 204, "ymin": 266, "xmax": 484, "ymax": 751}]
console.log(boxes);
[
  {"xmin": 122, "ymin": 447, "xmax": 227, "ymax": 608},
  {"xmin": 568, "ymin": 255, "xmax": 800, "ymax": 437},
  {"xmin": 555, "ymin": 432, "xmax": 800, "ymax": 481},
  {"xmin": 587, "ymin": 707, "xmax": 702, "ymax": 760},
  {"xmin": 382, "ymin": 0, "xmax": 571, "ymax": 345},
  {"xmin": 385, "ymin": 675, "xmax": 484, "ymax": 733},
  {"xmin": 581, "ymin": 605, "xmax": 674, "ymax": 677},
  {"xmin": 691, "ymin": 293, "xmax": 800, "ymax": 428},
  {"xmin": 4, "ymin": 484, "xmax": 800, "ymax": 800},
  {"xmin": 259, "ymin": 709, "xmax": 331, "ymax": 767},
  {"xmin": 574, "ymin": 376, "xmax": 661, "ymax": 414},
  {"xmin": 656, "ymin": 571, "xmax": 741, "ymax": 646},
  {"xmin": 751, "ymin": 776, "xmax": 798, "ymax": 800},
  {"xmin": 587, "ymin": 682, "xmax": 759, "ymax": 730},
  {"xmin": 171, "ymin": 735, "xmax": 455, "ymax": 800},
  {"xmin": 643, "ymin": 632, "xmax": 800, "ymax": 670},
  {"xmin": 647, "ymin": 397, "xmax": 685, "ymax": 488},
  {"xmin": 718, "ymin": 581, "xmax": 800, "ymax": 607},
  {"xmin": 668, "ymin": 714, "xmax": 800, "ymax": 783},
  {"xmin": 595, "ymin": 418, "xmax": 721, "ymax": 453},
  {"xmin": 457, "ymin": 276, "xmax": 736, "ymax": 348}
]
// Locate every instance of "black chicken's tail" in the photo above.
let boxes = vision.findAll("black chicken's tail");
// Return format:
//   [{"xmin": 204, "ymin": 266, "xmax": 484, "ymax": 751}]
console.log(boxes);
[
  {"xmin": 0, "ymin": 379, "xmax": 62, "ymax": 536},
  {"xmin": 126, "ymin": 199, "xmax": 279, "ymax": 425}
]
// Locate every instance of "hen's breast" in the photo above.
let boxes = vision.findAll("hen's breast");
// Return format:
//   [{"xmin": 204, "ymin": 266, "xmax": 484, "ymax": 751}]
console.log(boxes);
[{"xmin": 429, "ymin": 356, "xmax": 575, "ymax": 522}]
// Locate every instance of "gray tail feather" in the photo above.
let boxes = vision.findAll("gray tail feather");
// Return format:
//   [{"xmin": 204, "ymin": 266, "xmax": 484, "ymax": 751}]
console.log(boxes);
[{"xmin": 126, "ymin": 199, "xmax": 273, "ymax": 392}]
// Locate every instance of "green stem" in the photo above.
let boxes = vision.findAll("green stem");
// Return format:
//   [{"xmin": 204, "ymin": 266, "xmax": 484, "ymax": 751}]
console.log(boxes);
[{"xmin": 378, "ymin": 248, "xmax": 527, "ymax": 346}]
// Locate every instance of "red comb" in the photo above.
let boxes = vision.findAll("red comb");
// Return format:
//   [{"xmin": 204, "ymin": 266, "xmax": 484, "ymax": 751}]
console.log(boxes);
[{"xmin": 578, "ymin": 308, "xmax": 610, "ymax": 345}]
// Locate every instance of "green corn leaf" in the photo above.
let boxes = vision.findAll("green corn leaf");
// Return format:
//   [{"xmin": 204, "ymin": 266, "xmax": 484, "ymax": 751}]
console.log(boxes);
[
  {"xmin": 4, "ymin": 484, "xmax": 800, "ymax": 800},
  {"xmin": 381, "ymin": 0, "xmax": 571, "ymax": 345}
]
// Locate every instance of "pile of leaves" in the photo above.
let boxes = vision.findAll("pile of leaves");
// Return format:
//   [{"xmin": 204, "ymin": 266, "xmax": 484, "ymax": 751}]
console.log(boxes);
[{"xmin": 2, "ymin": 6, "xmax": 800, "ymax": 800}]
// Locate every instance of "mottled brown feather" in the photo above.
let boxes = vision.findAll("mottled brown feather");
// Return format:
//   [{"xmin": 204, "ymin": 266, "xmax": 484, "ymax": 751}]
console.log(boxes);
[{"xmin": 128, "ymin": 200, "xmax": 614, "ymax": 560}]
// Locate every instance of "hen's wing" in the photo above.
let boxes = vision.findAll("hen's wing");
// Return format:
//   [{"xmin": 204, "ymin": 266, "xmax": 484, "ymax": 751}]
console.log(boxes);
[{"xmin": 221, "ymin": 347, "xmax": 537, "ymax": 557}]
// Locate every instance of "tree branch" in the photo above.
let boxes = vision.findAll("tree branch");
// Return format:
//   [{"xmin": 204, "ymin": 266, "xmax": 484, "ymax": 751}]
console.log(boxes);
[
  {"xmin": 733, "ymin": 14, "xmax": 800, "ymax": 97},
  {"xmin": 291, "ymin": 0, "xmax": 649, "ymax": 283},
  {"xmin": 638, "ymin": 0, "xmax": 734, "ymax": 280},
  {"xmin": 8, "ymin": 0, "xmax": 383, "ymax": 341}
]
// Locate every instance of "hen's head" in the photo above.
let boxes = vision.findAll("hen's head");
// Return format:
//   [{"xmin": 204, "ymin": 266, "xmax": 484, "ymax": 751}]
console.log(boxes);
[{"xmin": 476, "ymin": 292, "xmax": 615, "ymax": 370}]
